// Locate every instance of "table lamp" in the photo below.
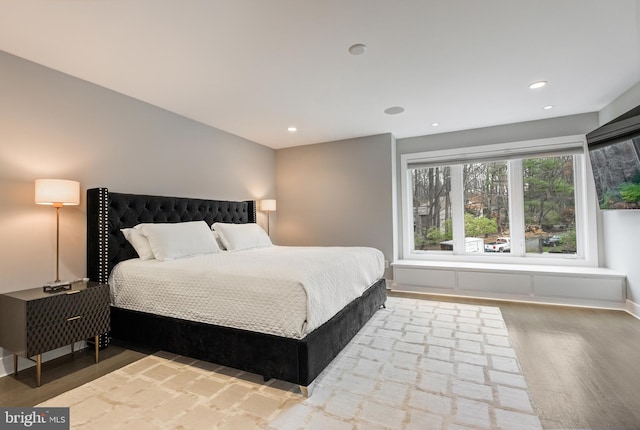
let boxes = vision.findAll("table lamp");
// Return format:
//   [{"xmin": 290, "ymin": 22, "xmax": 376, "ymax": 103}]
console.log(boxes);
[{"xmin": 35, "ymin": 179, "xmax": 80, "ymax": 288}]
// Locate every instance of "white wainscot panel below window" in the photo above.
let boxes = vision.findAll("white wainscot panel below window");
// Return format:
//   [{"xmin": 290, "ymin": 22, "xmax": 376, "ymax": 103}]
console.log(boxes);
[
  {"xmin": 457, "ymin": 271, "xmax": 531, "ymax": 295},
  {"xmin": 533, "ymin": 275, "xmax": 625, "ymax": 303},
  {"xmin": 394, "ymin": 268, "xmax": 455, "ymax": 290}
]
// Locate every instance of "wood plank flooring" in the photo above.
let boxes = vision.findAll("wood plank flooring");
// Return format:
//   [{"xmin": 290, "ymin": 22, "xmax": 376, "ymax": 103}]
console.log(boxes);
[
  {"xmin": 500, "ymin": 301, "xmax": 640, "ymax": 429},
  {"xmin": 0, "ymin": 345, "xmax": 147, "ymax": 407},
  {"xmin": 1, "ymin": 294, "xmax": 640, "ymax": 429},
  {"xmin": 392, "ymin": 292, "xmax": 640, "ymax": 430}
]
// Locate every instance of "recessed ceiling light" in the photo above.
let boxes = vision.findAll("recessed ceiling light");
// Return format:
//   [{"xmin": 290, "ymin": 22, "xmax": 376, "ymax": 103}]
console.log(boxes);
[
  {"xmin": 384, "ymin": 106, "xmax": 405, "ymax": 115},
  {"xmin": 543, "ymin": 105, "xmax": 554, "ymax": 110},
  {"xmin": 348, "ymin": 44, "xmax": 367, "ymax": 55},
  {"xmin": 431, "ymin": 122, "xmax": 439, "ymax": 127},
  {"xmin": 287, "ymin": 127, "xmax": 297, "ymax": 132},
  {"xmin": 528, "ymin": 81, "xmax": 547, "ymax": 89}
]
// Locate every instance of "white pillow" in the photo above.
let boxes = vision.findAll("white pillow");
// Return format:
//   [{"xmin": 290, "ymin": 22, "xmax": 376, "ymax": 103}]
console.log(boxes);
[
  {"xmin": 212, "ymin": 222, "xmax": 272, "ymax": 251},
  {"xmin": 140, "ymin": 221, "xmax": 220, "ymax": 261},
  {"xmin": 121, "ymin": 228, "xmax": 155, "ymax": 260}
]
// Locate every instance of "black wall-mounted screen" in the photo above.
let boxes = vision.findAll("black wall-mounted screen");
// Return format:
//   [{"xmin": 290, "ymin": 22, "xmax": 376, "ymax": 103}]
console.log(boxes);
[{"xmin": 587, "ymin": 105, "xmax": 640, "ymax": 210}]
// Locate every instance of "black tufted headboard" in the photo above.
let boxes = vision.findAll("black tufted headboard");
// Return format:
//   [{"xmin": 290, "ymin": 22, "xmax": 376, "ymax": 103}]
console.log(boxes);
[{"xmin": 87, "ymin": 188, "xmax": 256, "ymax": 283}]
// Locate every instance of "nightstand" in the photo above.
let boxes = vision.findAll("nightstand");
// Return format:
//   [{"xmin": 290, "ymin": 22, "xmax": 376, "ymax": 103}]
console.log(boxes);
[{"xmin": 0, "ymin": 281, "xmax": 110, "ymax": 386}]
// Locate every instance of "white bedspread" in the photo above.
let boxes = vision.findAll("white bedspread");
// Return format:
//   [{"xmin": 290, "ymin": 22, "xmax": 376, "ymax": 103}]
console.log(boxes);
[{"xmin": 109, "ymin": 246, "xmax": 384, "ymax": 339}]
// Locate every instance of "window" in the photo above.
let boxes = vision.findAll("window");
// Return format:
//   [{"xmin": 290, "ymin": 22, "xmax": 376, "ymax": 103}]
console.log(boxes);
[
  {"xmin": 523, "ymin": 155, "xmax": 577, "ymax": 255},
  {"xmin": 411, "ymin": 166, "xmax": 452, "ymax": 251},
  {"xmin": 401, "ymin": 136, "xmax": 598, "ymax": 266},
  {"xmin": 463, "ymin": 161, "xmax": 510, "ymax": 252}
]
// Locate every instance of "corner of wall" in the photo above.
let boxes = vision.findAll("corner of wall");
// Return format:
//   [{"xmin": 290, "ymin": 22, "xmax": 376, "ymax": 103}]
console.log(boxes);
[
  {"xmin": 598, "ymin": 81, "xmax": 640, "ymax": 125},
  {"xmin": 390, "ymin": 134, "xmax": 399, "ymax": 266},
  {"xmin": 626, "ymin": 298, "xmax": 640, "ymax": 320}
]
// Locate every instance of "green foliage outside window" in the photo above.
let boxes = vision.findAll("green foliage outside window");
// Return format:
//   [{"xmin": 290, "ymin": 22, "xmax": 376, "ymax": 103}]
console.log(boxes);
[
  {"xmin": 417, "ymin": 214, "xmax": 497, "ymax": 249},
  {"xmin": 620, "ymin": 183, "xmax": 640, "ymax": 203},
  {"xmin": 464, "ymin": 213, "xmax": 498, "ymax": 237},
  {"xmin": 523, "ymin": 157, "xmax": 575, "ymax": 229},
  {"xmin": 560, "ymin": 227, "xmax": 577, "ymax": 253}
]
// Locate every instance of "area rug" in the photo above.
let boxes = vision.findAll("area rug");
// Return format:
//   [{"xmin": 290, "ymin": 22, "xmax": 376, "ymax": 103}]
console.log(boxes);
[{"xmin": 38, "ymin": 297, "xmax": 543, "ymax": 429}]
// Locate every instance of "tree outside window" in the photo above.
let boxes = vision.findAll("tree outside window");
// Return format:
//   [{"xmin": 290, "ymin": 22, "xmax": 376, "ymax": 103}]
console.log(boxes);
[
  {"xmin": 411, "ymin": 166, "xmax": 452, "ymax": 251},
  {"xmin": 523, "ymin": 155, "xmax": 577, "ymax": 254}
]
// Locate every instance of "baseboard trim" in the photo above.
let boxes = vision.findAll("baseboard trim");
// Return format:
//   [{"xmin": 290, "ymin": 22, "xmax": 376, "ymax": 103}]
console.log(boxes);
[{"xmin": 626, "ymin": 299, "xmax": 640, "ymax": 320}]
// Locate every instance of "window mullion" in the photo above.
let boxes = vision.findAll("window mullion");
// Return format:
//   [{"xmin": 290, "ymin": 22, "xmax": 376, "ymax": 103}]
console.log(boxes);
[
  {"xmin": 508, "ymin": 160, "xmax": 526, "ymax": 256},
  {"xmin": 402, "ymin": 163, "xmax": 413, "ymax": 256},
  {"xmin": 574, "ymin": 154, "xmax": 588, "ymax": 260},
  {"xmin": 450, "ymin": 165, "xmax": 465, "ymax": 255}
]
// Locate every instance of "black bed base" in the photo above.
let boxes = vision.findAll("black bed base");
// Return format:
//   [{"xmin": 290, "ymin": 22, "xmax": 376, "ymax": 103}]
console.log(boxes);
[{"xmin": 110, "ymin": 278, "xmax": 387, "ymax": 387}]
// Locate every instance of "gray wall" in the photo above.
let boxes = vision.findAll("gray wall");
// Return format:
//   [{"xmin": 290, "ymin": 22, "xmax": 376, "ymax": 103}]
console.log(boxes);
[
  {"xmin": 398, "ymin": 113, "xmax": 599, "ymax": 153},
  {"xmin": 396, "ymin": 113, "xmax": 601, "ymax": 258},
  {"xmin": 0, "ymin": 51, "xmax": 275, "ymax": 293},
  {"xmin": 598, "ymin": 80, "xmax": 640, "ymax": 304},
  {"xmin": 275, "ymin": 134, "xmax": 395, "ymax": 278}
]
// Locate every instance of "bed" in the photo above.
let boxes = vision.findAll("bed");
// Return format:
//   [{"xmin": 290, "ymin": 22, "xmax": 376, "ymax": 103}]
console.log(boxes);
[{"xmin": 86, "ymin": 188, "xmax": 387, "ymax": 395}]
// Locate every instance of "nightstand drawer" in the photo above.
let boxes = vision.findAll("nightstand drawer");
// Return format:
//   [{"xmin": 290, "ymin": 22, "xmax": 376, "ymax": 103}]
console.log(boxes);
[
  {"xmin": 26, "ymin": 285, "xmax": 108, "ymax": 326},
  {"xmin": 26, "ymin": 312, "xmax": 109, "ymax": 356},
  {"xmin": 25, "ymin": 284, "xmax": 110, "ymax": 356}
]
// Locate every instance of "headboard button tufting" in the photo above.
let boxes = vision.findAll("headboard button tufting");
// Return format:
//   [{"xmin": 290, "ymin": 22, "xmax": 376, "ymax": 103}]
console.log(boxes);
[{"xmin": 87, "ymin": 189, "xmax": 256, "ymax": 280}]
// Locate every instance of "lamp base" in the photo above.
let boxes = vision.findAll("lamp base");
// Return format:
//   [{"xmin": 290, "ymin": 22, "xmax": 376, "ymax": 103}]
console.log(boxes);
[{"xmin": 43, "ymin": 281, "xmax": 72, "ymax": 293}]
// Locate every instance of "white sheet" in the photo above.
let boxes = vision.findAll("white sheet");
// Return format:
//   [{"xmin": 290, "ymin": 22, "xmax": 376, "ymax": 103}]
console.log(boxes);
[{"xmin": 109, "ymin": 246, "xmax": 384, "ymax": 339}]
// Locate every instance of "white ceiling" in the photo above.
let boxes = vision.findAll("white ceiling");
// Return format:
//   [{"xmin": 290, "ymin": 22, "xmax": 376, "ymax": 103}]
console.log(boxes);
[{"xmin": 1, "ymin": 0, "xmax": 640, "ymax": 149}]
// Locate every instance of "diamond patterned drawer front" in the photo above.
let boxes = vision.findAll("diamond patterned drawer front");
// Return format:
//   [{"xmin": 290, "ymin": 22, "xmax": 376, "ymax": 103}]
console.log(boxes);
[
  {"xmin": 0, "ymin": 282, "xmax": 110, "ymax": 359},
  {"xmin": 25, "ymin": 284, "xmax": 110, "ymax": 357}
]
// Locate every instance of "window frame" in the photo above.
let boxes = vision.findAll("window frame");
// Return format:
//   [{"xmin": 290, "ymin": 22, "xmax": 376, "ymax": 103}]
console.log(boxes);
[{"xmin": 400, "ymin": 135, "xmax": 599, "ymax": 267}]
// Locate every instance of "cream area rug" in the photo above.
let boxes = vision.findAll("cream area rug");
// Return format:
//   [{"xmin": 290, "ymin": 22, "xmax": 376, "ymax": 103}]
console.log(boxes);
[{"xmin": 38, "ymin": 297, "xmax": 543, "ymax": 429}]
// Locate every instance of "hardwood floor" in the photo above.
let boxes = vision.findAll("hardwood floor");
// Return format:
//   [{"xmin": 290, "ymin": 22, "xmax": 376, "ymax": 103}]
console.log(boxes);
[
  {"xmin": 0, "ymin": 344, "xmax": 147, "ymax": 407},
  {"xmin": 1, "ymin": 294, "xmax": 640, "ymax": 429},
  {"xmin": 391, "ymin": 291, "xmax": 640, "ymax": 430},
  {"xmin": 500, "ymin": 301, "xmax": 640, "ymax": 429}
]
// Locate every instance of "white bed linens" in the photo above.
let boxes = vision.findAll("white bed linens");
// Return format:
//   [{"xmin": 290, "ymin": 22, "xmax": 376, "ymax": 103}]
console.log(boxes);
[{"xmin": 109, "ymin": 246, "xmax": 384, "ymax": 339}]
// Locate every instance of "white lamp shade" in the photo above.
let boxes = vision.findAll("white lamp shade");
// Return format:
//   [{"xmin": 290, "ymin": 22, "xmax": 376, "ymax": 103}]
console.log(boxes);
[
  {"xmin": 260, "ymin": 199, "xmax": 276, "ymax": 212},
  {"xmin": 35, "ymin": 179, "xmax": 80, "ymax": 206}
]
